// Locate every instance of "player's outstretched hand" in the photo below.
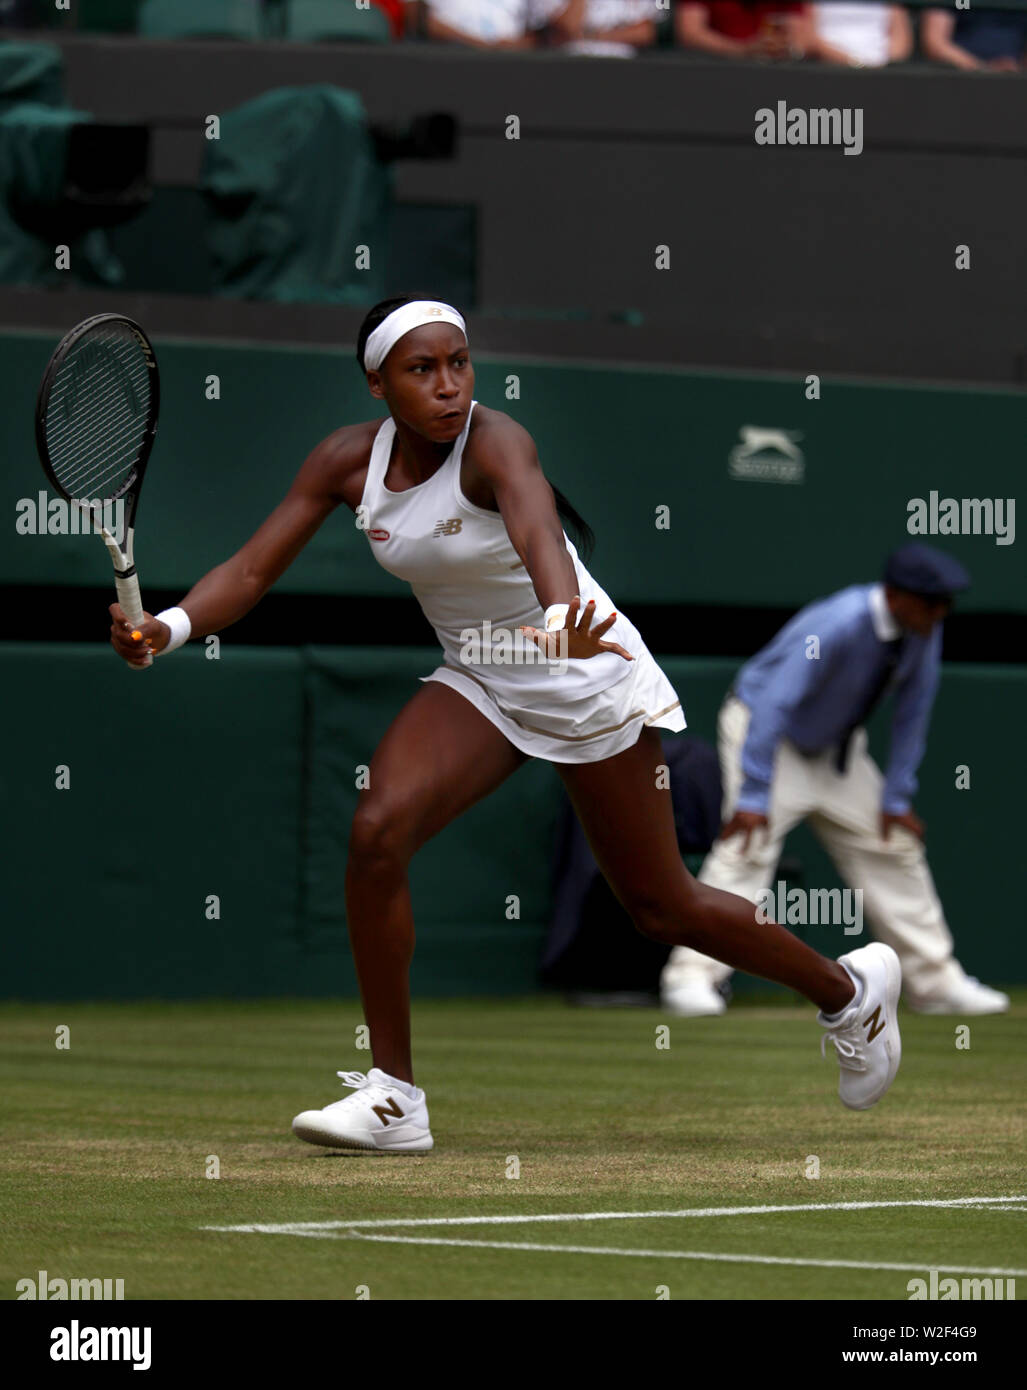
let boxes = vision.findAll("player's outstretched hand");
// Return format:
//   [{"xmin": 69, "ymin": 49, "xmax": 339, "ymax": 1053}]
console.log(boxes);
[
  {"xmin": 519, "ymin": 596, "xmax": 634, "ymax": 662},
  {"xmin": 109, "ymin": 601, "xmax": 168, "ymax": 666}
]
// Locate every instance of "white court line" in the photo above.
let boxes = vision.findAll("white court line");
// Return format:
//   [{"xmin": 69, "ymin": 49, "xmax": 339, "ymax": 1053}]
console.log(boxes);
[
  {"xmin": 334, "ymin": 1234, "xmax": 1027, "ymax": 1277},
  {"xmin": 202, "ymin": 1195, "xmax": 1027, "ymax": 1237}
]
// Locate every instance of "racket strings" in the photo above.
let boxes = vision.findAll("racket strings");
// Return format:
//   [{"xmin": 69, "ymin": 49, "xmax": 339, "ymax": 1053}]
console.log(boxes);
[
  {"xmin": 45, "ymin": 326, "xmax": 153, "ymax": 503},
  {"xmin": 48, "ymin": 359, "xmax": 149, "ymax": 496}
]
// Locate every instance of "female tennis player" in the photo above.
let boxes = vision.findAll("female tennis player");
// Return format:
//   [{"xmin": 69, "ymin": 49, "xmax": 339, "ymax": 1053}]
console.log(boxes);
[{"xmin": 110, "ymin": 297, "xmax": 901, "ymax": 1152}]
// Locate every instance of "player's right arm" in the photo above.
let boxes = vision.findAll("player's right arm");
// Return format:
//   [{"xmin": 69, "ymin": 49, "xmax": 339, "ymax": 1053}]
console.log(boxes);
[{"xmin": 109, "ymin": 425, "xmax": 370, "ymax": 665}]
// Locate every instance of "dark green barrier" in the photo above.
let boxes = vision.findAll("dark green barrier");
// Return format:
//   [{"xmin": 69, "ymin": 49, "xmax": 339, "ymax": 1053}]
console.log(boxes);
[
  {"xmin": 2, "ymin": 333, "xmax": 1023, "ymax": 612},
  {"xmin": 2, "ymin": 643, "xmax": 1023, "ymax": 1000}
]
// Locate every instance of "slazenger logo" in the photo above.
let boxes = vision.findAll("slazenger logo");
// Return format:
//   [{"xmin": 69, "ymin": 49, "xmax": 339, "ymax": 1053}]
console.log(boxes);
[
  {"xmin": 368, "ymin": 529, "xmax": 389, "ymax": 541},
  {"xmin": 728, "ymin": 426, "xmax": 805, "ymax": 484}
]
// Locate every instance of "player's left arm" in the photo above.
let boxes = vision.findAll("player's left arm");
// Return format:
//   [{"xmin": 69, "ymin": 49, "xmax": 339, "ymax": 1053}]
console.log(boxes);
[
  {"xmin": 464, "ymin": 413, "xmax": 580, "ymax": 612},
  {"xmin": 881, "ymin": 627, "xmax": 942, "ymax": 830},
  {"xmin": 465, "ymin": 413, "xmax": 632, "ymax": 660}
]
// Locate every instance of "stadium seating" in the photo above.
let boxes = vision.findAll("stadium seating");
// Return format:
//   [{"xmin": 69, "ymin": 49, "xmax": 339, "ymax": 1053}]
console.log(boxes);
[
  {"xmin": 286, "ymin": 0, "xmax": 391, "ymax": 44},
  {"xmin": 138, "ymin": 0, "xmax": 263, "ymax": 40}
]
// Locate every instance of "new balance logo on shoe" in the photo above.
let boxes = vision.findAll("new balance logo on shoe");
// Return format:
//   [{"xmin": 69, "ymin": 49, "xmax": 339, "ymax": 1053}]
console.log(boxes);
[
  {"xmin": 863, "ymin": 1005, "xmax": 886, "ymax": 1042},
  {"xmin": 371, "ymin": 1096, "xmax": 405, "ymax": 1127}
]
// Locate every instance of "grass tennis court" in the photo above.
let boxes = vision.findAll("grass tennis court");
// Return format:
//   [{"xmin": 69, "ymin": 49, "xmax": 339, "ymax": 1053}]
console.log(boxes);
[{"xmin": 2, "ymin": 996, "xmax": 1024, "ymax": 1301}]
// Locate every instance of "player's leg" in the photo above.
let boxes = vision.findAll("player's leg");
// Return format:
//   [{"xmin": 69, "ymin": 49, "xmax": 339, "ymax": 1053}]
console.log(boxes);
[
  {"xmin": 557, "ymin": 725, "xmax": 852, "ymax": 1011},
  {"xmin": 345, "ymin": 680, "xmax": 530, "ymax": 1083},
  {"xmin": 807, "ymin": 729, "xmax": 1008, "ymax": 1013},
  {"xmin": 662, "ymin": 695, "xmax": 814, "ymax": 1012},
  {"xmin": 559, "ymin": 725, "xmax": 902, "ymax": 1109},
  {"xmin": 292, "ymin": 682, "xmax": 530, "ymax": 1151}
]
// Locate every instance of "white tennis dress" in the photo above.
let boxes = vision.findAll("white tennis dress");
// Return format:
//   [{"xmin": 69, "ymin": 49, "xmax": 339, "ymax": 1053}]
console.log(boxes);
[{"xmin": 359, "ymin": 401, "xmax": 686, "ymax": 763}]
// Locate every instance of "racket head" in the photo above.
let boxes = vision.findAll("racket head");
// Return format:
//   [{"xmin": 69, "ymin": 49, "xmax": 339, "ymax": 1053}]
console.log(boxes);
[{"xmin": 34, "ymin": 312, "xmax": 160, "ymax": 531}]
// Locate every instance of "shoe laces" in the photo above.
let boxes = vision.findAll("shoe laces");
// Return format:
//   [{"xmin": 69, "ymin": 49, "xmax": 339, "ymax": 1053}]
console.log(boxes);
[
  {"xmin": 323, "ymin": 1070, "xmax": 397, "ymax": 1113},
  {"xmin": 820, "ymin": 1021, "xmax": 868, "ymax": 1072},
  {"xmin": 337, "ymin": 1070, "xmax": 374, "ymax": 1090}
]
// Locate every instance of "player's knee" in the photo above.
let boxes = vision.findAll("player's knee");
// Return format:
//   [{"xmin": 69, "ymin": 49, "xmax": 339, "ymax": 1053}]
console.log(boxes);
[
  {"xmin": 630, "ymin": 879, "xmax": 717, "ymax": 948},
  {"xmin": 633, "ymin": 913, "xmax": 679, "ymax": 946},
  {"xmin": 348, "ymin": 802, "xmax": 416, "ymax": 872},
  {"xmin": 627, "ymin": 886, "xmax": 700, "ymax": 946}
]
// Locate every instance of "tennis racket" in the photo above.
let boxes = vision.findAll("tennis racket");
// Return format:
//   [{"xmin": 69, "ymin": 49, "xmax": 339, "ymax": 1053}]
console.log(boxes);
[{"xmin": 35, "ymin": 313, "xmax": 160, "ymax": 669}]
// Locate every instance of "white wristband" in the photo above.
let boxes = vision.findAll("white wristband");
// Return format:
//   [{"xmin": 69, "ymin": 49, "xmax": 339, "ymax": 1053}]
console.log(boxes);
[
  {"xmin": 155, "ymin": 606, "xmax": 192, "ymax": 655},
  {"xmin": 543, "ymin": 603, "xmax": 571, "ymax": 633}
]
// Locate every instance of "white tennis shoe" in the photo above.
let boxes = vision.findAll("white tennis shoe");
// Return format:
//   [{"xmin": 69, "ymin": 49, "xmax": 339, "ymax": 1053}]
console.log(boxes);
[
  {"xmin": 291, "ymin": 1069, "xmax": 434, "ymax": 1152},
  {"xmin": 661, "ymin": 978, "xmax": 727, "ymax": 1017},
  {"xmin": 818, "ymin": 943, "xmax": 902, "ymax": 1111},
  {"xmin": 906, "ymin": 975, "xmax": 1009, "ymax": 1016}
]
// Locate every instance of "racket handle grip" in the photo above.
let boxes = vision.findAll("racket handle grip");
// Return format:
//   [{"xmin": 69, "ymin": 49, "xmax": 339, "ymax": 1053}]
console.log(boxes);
[{"xmin": 115, "ymin": 572, "xmax": 153, "ymax": 671}]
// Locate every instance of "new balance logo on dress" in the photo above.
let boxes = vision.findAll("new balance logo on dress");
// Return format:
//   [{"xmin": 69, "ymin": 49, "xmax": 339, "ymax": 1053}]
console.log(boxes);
[{"xmin": 433, "ymin": 518, "xmax": 462, "ymax": 536}]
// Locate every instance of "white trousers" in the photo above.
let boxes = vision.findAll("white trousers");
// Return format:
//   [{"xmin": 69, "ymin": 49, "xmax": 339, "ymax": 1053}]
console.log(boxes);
[{"xmin": 661, "ymin": 695, "xmax": 968, "ymax": 1001}]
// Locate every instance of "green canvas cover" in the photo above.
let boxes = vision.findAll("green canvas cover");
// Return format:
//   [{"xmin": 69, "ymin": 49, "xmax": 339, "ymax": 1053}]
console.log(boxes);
[
  {"xmin": 0, "ymin": 103, "xmax": 124, "ymax": 286},
  {"xmin": 199, "ymin": 84, "xmax": 391, "ymax": 304},
  {"xmin": 0, "ymin": 43, "xmax": 64, "ymax": 112}
]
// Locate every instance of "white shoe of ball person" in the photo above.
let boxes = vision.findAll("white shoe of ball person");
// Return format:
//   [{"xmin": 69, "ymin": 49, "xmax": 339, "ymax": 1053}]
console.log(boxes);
[
  {"xmin": 661, "ymin": 978, "xmax": 727, "ymax": 1018},
  {"xmin": 906, "ymin": 974, "xmax": 1009, "ymax": 1016},
  {"xmin": 292, "ymin": 1069, "xmax": 433, "ymax": 1152},
  {"xmin": 818, "ymin": 943, "xmax": 901, "ymax": 1111}
]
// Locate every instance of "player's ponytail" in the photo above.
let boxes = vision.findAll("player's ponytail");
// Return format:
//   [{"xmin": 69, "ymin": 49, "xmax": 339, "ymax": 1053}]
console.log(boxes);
[{"xmin": 550, "ymin": 484, "xmax": 595, "ymax": 564}]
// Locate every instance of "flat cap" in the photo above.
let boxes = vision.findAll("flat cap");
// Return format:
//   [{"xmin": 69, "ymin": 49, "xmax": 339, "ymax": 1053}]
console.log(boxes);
[{"xmin": 884, "ymin": 543, "xmax": 971, "ymax": 598}]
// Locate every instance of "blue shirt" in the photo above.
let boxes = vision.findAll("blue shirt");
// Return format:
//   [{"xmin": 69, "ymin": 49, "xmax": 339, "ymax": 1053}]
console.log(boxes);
[{"xmin": 733, "ymin": 583, "xmax": 941, "ymax": 816}]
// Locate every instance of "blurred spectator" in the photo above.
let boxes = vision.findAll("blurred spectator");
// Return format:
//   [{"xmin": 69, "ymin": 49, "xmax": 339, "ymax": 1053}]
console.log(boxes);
[
  {"xmin": 424, "ymin": 0, "xmax": 542, "ymax": 47},
  {"xmin": 676, "ymin": 2, "xmax": 811, "ymax": 60},
  {"xmin": 809, "ymin": 3, "xmax": 912, "ymax": 67},
  {"xmin": 539, "ymin": 0, "xmax": 659, "ymax": 55},
  {"xmin": 374, "ymin": 0, "xmax": 413, "ymax": 38},
  {"xmin": 922, "ymin": 6, "xmax": 1027, "ymax": 71}
]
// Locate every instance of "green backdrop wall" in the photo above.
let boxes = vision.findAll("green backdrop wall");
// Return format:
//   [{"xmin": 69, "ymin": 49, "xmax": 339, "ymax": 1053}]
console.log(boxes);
[
  {"xmin": 2, "ymin": 331, "xmax": 1024, "ymax": 612},
  {"xmin": 2, "ymin": 644, "xmax": 1023, "ymax": 1001}
]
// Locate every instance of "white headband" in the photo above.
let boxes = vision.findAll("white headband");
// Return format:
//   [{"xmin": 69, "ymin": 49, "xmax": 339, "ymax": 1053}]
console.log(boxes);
[{"xmin": 362, "ymin": 300, "xmax": 467, "ymax": 372}]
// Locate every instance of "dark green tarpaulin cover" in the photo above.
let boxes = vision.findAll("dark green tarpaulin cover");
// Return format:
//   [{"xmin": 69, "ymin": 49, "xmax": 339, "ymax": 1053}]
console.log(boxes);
[
  {"xmin": 0, "ymin": 42, "xmax": 64, "ymax": 112},
  {"xmin": 0, "ymin": 102, "xmax": 124, "ymax": 286},
  {"xmin": 199, "ymin": 84, "xmax": 391, "ymax": 304}
]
